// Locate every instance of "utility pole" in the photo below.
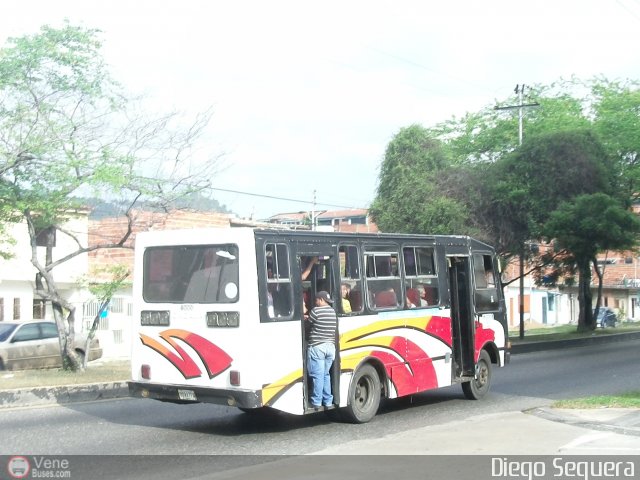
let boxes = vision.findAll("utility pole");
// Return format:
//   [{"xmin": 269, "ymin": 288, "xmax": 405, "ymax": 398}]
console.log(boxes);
[
  {"xmin": 311, "ymin": 189, "xmax": 317, "ymax": 231},
  {"xmin": 495, "ymin": 84, "xmax": 539, "ymax": 340}
]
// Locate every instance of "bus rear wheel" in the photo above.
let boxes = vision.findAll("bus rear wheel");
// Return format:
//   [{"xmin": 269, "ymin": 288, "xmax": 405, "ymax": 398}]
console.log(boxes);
[
  {"xmin": 343, "ymin": 364, "xmax": 381, "ymax": 424},
  {"xmin": 462, "ymin": 350, "xmax": 492, "ymax": 400}
]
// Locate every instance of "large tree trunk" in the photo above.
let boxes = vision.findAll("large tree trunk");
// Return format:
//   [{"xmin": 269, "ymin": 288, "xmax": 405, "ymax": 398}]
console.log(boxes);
[
  {"xmin": 51, "ymin": 301, "xmax": 83, "ymax": 371},
  {"xmin": 34, "ymin": 226, "xmax": 84, "ymax": 371},
  {"xmin": 591, "ymin": 256, "xmax": 604, "ymax": 325},
  {"xmin": 577, "ymin": 258, "xmax": 595, "ymax": 332}
]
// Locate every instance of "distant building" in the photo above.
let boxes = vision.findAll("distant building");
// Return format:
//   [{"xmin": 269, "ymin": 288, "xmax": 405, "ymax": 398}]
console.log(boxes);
[
  {"xmin": 316, "ymin": 209, "xmax": 378, "ymax": 233},
  {"xmin": 263, "ymin": 211, "xmax": 310, "ymax": 228},
  {"xmin": 265, "ymin": 208, "xmax": 378, "ymax": 233}
]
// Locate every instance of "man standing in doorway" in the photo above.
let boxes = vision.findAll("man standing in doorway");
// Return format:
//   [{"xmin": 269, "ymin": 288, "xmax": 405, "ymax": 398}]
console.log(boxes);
[{"xmin": 306, "ymin": 290, "xmax": 337, "ymax": 409}]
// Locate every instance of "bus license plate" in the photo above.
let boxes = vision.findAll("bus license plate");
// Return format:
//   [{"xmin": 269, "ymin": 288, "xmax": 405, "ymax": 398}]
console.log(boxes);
[{"xmin": 178, "ymin": 389, "xmax": 197, "ymax": 401}]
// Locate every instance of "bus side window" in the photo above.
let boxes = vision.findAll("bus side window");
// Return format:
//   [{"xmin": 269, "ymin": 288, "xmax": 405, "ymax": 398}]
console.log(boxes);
[
  {"xmin": 403, "ymin": 246, "xmax": 439, "ymax": 308},
  {"xmin": 364, "ymin": 248, "xmax": 402, "ymax": 311},
  {"xmin": 473, "ymin": 253, "xmax": 499, "ymax": 312},
  {"xmin": 263, "ymin": 243, "xmax": 293, "ymax": 321},
  {"xmin": 339, "ymin": 244, "xmax": 363, "ymax": 315}
]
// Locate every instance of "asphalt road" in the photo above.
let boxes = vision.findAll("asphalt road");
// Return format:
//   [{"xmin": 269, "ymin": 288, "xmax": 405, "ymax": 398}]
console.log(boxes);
[{"xmin": 1, "ymin": 339, "xmax": 638, "ymax": 458}]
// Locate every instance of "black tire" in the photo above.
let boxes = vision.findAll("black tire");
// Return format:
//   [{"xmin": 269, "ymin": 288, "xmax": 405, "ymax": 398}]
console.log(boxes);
[
  {"xmin": 238, "ymin": 406, "xmax": 267, "ymax": 414},
  {"xmin": 343, "ymin": 364, "xmax": 381, "ymax": 424},
  {"xmin": 462, "ymin": 350, "xmax": 492, "ymax": 400}
]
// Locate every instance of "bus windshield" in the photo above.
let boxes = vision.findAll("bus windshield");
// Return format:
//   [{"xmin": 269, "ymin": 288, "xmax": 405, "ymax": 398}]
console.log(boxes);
[{"xmin": 143, "ymin": 244, "xmax": 239, "ymax": 303}]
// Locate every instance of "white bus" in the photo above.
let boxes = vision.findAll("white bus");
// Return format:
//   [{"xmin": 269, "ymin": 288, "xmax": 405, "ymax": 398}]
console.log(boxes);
[{"xmin": 128, "ymin": 228, "xmax": 509, "ymax": 423}]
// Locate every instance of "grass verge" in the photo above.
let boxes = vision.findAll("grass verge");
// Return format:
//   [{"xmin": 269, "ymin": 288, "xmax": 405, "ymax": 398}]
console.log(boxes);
[
  {"xmin": 0, "ymin": 359, "xmax": 130, "ymax": 389},
  {"xmin": 553, "ymin": 391, "xmax": 640, "ymax": 409},
  {"xmin": 509, "ymin": 322, "xmax": 640, "ymax": 343}
]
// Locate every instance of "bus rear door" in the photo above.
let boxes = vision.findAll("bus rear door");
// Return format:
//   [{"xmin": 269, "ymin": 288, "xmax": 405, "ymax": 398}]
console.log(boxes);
[
  {"xmin": 295, "ymin": 246, "xmax": 341, "ymax": 412},
  {"xmin": 448, "ymin": 256, "xmax": 475, "ymax": 379}
]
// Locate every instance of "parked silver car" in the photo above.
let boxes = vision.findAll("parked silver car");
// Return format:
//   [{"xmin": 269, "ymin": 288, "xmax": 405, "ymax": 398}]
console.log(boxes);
[{"xmin": 0, "ymin": 320, "xmax": 102, "ymax": 370}]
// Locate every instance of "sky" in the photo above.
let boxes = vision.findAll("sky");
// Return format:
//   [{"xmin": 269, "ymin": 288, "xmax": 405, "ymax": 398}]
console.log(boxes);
[{"xmin": 3, "ymin": 0, "xmax": 640, "ymax": 220}]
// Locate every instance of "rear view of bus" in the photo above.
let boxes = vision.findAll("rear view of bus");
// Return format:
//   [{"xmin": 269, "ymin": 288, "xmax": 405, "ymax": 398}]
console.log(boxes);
[{"xmin": 128, "ymin": 228, "xmax": 263, "ymax": 410}]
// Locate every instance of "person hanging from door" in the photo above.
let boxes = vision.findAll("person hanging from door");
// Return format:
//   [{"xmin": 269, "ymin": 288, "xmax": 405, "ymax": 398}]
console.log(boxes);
[
  {"xmin": 301, "ymin": 256, "xmax": 318, "ymax": 318},
  {"xmin": 306, "ymin": 290, "xmax": 337, "ymax": 410}
]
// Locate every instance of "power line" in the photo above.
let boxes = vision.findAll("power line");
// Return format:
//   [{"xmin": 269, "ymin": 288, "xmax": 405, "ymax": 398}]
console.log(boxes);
[
  {"xmin": 616, "ymin": 0, "xmax": 640, "ymax": 23},
  {"xmin": 139, "ymin": 174, "xmax": 369, "ymax": 211},
  {"xmin": 494, "ymin": 84, "xmax": 540, "ymax": 145},
  {"xmin": 209, "ymin": 186, "xmax": 367, "ymax": 210}
]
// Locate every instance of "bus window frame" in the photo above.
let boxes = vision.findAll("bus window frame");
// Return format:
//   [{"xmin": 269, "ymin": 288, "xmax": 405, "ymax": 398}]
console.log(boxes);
[
  {"xmin": 402, "ymin": 244, "xmax": 440, "ymax": 308},
  {"xmin": 263, "ymin": 242, "xmax": 295, "ymax": 322},
  {"xmin": 338, "ymin": 243, "xmax": 363, "ymax": 316},
  {"xmin": 142, "ymin": 243, "xmax": 240, "ymax": 304},
  {"xmin": 472, "ymin": 252, "xmax": 500, "ymax": 313},
  {"xmin": 363, "ymin": 244, "xmax": 402, "ymax": 311}
]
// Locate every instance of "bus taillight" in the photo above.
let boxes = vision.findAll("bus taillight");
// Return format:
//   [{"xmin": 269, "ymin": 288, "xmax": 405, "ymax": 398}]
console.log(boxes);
[
  {"xmin": 141, "ymin": 364, "xmax": 151, "ymax": 379},
  {"xmin": 230, "ymin": 370, "xmax": 240, "ymax": 386}
]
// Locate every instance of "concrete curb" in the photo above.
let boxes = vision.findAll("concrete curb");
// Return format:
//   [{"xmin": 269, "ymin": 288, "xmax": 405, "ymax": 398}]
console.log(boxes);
[
  {"xmin": 510, "ymin": 330, "xmax": 640, "ymax": 354},
  {"xmin": 0, "ymin": 381, "xmax": 129, "ymax": 408},
  {"xmin": 526, "ymin": 406, "xmax": 640, "ymax": 437}
]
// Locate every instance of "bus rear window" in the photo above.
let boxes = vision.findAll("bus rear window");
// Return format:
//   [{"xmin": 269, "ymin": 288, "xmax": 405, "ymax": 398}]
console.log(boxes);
[{"xmin": 143, "ymin": 245, "xmax": 239, "ymax": 303}]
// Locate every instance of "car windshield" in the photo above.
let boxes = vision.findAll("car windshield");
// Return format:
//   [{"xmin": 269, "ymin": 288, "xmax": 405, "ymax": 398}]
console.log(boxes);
[{"xmin": 0, "ymin": 323, "xmax": 18, "ymax": 342}]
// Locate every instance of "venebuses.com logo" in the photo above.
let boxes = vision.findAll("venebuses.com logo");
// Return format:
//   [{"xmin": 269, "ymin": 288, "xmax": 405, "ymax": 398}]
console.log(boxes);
[
  {"xmin": 7, "ymin": 456, "xmax": 30, "ymax": 479},
  {"xmin": 6, "ymin": 455, "xmax": 71, "ymax": 479}
]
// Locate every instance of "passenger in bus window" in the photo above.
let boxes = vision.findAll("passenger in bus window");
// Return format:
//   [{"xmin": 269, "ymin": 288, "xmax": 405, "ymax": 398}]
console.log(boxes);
[
  {"xmin": 340, "ymin": 283, "xmax": 352, "ymax": 314},
  {"xmin": 406, "ymin": 295, "xmax": 417, "ymax": 308},
  {"xmin": 417, "ymin": 285, "xmax": 430, "ymax": 306},
  {"xmin": 306, "ymin": 291, "xmax": 337, "ymax": 409},
  {"xmin": 301, "ymin": 256, "xmax": 318, "ymax": 281},
  {"xmin": 485, "ymin": 269, "xmax": 495, "ymax": 288},
  {"xmin": 267, "ymin": 288, "xmax": 275, "ymax": 318}
]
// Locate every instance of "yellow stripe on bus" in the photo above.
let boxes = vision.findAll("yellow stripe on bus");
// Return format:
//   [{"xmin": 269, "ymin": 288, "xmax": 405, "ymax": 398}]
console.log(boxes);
[
  {"xmin": 339, "ymin": 316, "xmax": 433, "ymax": 347},
  {"xmin": 261, "ymin": 368, "xmax": 304, "ymax": 405},
  {"xmin": 261, "ymin": 316, "xmax": 434, "ymax": 406}
]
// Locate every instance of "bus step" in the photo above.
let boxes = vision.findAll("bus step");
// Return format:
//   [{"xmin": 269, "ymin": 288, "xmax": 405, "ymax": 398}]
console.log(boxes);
[{"xmin": 306, "ymin": 404, "xmax": 337, "ymax": 414}]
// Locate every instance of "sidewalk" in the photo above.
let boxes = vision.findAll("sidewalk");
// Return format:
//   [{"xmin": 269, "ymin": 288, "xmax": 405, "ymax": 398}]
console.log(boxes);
[{"xmin": 313, "ymin": 407, "xmax": 640, "ymax": 455}]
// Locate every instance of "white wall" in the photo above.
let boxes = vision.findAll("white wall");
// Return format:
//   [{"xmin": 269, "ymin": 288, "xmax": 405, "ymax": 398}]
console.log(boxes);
[{"xmin": 0, "ymin": 215, "xmax": 90, "ymax": 322}]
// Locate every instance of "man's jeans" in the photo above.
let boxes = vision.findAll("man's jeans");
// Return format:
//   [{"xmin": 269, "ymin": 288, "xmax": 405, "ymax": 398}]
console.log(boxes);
[{"xmin": 307, "ymin": 342, "xmax": 335, "ymax": 407}]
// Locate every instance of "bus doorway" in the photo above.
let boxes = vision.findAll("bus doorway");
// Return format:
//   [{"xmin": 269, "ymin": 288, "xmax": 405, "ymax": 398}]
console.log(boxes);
[
  {"xmin": 448, "ymin": 256, "xmax": 475, "ymax": 379},
  {"xmin": 297, "ymin": 253, "xmax": 340, "ymax": 412}
]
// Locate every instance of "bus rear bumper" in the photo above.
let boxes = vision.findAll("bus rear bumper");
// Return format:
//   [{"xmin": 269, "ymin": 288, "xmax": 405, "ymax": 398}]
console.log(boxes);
[{"xmin": 128, "ymin": 381, "xmax": 262, "ymax": 409}]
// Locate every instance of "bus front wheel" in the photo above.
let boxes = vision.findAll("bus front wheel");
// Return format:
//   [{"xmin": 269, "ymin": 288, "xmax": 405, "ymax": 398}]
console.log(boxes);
[
  {"xmin": 343, "ymin": 364, "xmax": 381, "ymax": 424},
  {"xmin": 462, "ymin": 350, "xmax": 492, "ymax": 400}
]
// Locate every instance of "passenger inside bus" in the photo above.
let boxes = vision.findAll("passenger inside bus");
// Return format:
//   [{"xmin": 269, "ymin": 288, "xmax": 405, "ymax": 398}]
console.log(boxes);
[
  {"xmin": 348, "ymin": 289, "xmax": 363, "ymax": 311},
  {"xmin": 300, "ymin": 256, "xmax": 318, "ymax": 318},
  {"xmin": 406, "ymin": 288, "xmax": 420, "ymax": 308},
  {"xmin": 301, "ymin": 256, "xmax": 318, "ymax": 281},
  {"xmin": 374, "ymin": 288, "xmax": 398, "ymax": 308},
  {"xmin": 340, "ymin": 283, "xmax": 352, "ymax": 314}
]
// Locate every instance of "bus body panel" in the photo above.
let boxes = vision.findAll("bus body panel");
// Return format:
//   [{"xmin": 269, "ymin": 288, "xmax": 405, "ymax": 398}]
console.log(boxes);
[{"xmin": 128, "ymin": 228, "xmax": 509, "ymax": 419}]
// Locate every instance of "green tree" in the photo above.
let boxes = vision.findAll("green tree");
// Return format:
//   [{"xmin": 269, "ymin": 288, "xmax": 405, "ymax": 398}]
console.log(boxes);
[
  {"xmin": 374, "ymin": 77, "xmax": 640, "ymax": 333},
  {"xmin": 545, "ymin": 193, "xmax": 640, "ymax": 331},
  {"xmin": 0, "ymin": 23, "xmax": 220, "ymax": 370},
  {"xmin": 370, "ymin": 124, "xmax": 471, "ymax": 234},
  {"xmin": 79, "ymin": 264, "xmax": 130, "ymax": 369},
  {"xmin": 591, "ymin": 79, "xmax": 640, "ymax": 203},
  {"xmin": 496, "ymin": 129, "xmax": 616, "ymax": 230}
]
